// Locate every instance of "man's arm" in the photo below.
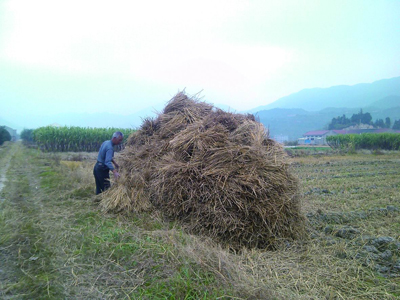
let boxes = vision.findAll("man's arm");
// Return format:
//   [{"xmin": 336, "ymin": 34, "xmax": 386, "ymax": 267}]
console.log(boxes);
[
  {"xmin": 105, "ymin": 147, "xmax": 120, "ymax": 180},
  {"xmin": 111, "ymin": 158, "xmax": 120, "ymax": 179},
  {"xmin": 104, "ymin": 149, "xmax": 115, "ymax": 170},
  {"xmin": 112, "ymin": 158, "xmax": 119, "ymax": 171}
]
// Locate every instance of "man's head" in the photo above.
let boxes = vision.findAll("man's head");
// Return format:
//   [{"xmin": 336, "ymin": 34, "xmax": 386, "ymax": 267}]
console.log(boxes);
[{"xmin": 111, "ymin": 131, "xmax": 124, "ymax": 145}]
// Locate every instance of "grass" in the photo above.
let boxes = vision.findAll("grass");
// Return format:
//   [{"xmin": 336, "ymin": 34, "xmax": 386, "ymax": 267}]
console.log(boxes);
[
  {"xmin": 0, "ymin": 142, "xmax": 399, "ymax": 299},
  {"xmin": 0, "ymin": 143, "xmax": 233, "ymax": 299},
  {"xmin": 285, "ymin": 146, "xmax": 338, "ymax": 157}
]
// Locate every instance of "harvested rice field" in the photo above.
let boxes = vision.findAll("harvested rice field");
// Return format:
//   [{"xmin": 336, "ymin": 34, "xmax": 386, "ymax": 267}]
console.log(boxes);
[{"xmin": 0, "ymin": 141, "xmax": 399, "ymax": 299}]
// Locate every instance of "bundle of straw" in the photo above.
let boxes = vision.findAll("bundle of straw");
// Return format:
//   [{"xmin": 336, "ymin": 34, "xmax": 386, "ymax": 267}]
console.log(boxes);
[{"xmin": 101, "ymin": 92, "xmax": 305, "ymax": 249}]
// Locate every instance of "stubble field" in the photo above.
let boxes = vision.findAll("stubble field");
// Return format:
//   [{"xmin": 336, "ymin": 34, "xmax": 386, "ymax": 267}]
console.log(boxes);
[{"xmin": 0, "ymin": 142, "xmax": 399, "ymax": 299}]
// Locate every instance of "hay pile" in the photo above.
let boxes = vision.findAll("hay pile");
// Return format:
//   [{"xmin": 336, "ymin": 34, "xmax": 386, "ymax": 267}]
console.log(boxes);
[{"xmin": 101, "ymin": 92, "xmax": 306, "ymax": 249}]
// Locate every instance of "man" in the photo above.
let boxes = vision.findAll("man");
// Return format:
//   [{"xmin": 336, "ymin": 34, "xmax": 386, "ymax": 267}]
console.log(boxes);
[{"xmin": 93, "ymin": 131, "xmax": 123, "ymax": 195}]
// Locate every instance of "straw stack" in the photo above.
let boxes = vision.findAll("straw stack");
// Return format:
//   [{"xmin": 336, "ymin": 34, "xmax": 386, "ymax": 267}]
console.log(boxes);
[{"xmin": 101, "ymin": 92, "xmax": 306, "ymax": 249}]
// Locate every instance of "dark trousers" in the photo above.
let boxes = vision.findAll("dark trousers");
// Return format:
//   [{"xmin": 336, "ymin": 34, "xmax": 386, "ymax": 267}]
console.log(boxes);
[{"xmin": 93, "ymin": 162, "xmax": 110, "ymax": 195}]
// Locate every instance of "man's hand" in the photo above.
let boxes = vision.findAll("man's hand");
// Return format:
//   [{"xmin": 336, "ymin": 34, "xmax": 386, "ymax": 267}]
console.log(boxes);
[{"xmin": 112, "ymin": 170, "xmax": 120, "ymax": 180}]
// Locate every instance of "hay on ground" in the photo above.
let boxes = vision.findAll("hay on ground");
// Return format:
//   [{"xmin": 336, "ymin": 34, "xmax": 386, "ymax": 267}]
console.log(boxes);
[{"xmin": 100, "ymin": 91, "xmax": 306, "ymax": 249}]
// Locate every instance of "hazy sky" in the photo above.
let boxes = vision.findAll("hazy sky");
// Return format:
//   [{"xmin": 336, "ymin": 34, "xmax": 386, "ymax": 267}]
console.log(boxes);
[{"xmin": 1, "ymin": 0, "xmax": 399, "ymax": 123}]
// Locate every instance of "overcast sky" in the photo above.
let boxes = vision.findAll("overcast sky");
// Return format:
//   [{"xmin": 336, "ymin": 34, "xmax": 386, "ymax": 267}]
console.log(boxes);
[{"xmin": 1, "ymin": 0, "xmax": 399, "ymax": 123}]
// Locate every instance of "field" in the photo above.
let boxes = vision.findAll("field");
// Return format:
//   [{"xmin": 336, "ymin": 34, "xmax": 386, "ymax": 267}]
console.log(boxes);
[{"xmin": 1, "ymin": 142, "xmax": 399, "ymax": 299}]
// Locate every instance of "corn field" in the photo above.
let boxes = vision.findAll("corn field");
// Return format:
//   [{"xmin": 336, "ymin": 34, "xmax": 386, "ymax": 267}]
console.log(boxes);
[
  {"xmin": 33, "ymin": 126, "xmax": 135, "ymax": 152},
  {"xmin": 326, "ymin": 133, "xmax": 400, "ymax": 150}
]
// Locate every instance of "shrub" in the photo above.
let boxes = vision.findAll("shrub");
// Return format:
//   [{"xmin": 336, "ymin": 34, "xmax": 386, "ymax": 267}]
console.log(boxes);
[
  {"xmin": 0, "ymin": 126, "xmax": 11, "ymax": 145},
  {"xmin": 21, "ymin": 128, "xmax": 34, "ymax": 143}
]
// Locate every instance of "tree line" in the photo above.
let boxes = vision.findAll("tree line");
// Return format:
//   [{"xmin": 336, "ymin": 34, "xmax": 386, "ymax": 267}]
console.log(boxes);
[{"xmin": 328, "ymin": 109, "xmax": 400, "ymax": 130}]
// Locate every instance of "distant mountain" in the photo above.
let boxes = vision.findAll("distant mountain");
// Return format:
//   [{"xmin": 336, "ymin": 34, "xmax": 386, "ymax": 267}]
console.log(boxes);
[
  {"xmin": 367, "ymin": 95, "xmax": 400, "ymax": 110},
  {"xmin": 4, "ymin": 76, "xmax": 398, "ymax": 140},
  {"xmin": 255, "ymin": 108, "xmax": 329, "ymax": 140},
  {"xmin": 256, "ymin": 104, "xmax": 400, "ymax": 141},
  {"xmin": 249, "ymin": 76, "xmax": 400, "ymax": 140},
  {"xmin": 250, "ymin": 76, "xmax": 400, "ymax": 112}
]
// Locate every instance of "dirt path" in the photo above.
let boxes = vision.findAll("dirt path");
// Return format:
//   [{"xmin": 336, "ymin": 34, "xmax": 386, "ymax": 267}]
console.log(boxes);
[
  {"xmin": 0, "ymin": 144, "xmax": 14, "ymax": 200},
  {"xmin": 0, "ymin": 161, "xmax": 10, "ymax": 195},
  {"xmin": 0, "ymin": 143, "xmax": 18, "ymax": 297},
  {"xmin": 0, "ymin": 143, "xmax": 49, "ymax": 298}
]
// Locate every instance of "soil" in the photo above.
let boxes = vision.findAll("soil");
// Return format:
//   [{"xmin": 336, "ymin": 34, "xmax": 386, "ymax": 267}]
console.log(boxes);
[{"xmin": 0, "ymin": 161, "xmax": 10, "ymax": 198}]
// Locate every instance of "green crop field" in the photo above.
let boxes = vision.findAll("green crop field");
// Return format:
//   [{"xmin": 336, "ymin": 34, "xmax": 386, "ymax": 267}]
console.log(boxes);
[
  {"xmin": 327, "ymin": 133, "xmax": 400, "ymax": 151},
  {"xmin": 1, "ymin": 142, "xmax": 399, "ymax": 299},
  {"xmin": 31, "ymin": 126, "xmax": 135, "ymax": 152}
]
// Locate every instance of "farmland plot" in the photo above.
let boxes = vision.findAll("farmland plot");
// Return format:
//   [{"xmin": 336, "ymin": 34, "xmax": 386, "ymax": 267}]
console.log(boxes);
[
  {"xmin": 0, "ymin": 142, "xmax": 399, "ymax": 299},
  {"xmin": 293, "ymin": 154, "xmax": 400, "ymax": 279}
]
